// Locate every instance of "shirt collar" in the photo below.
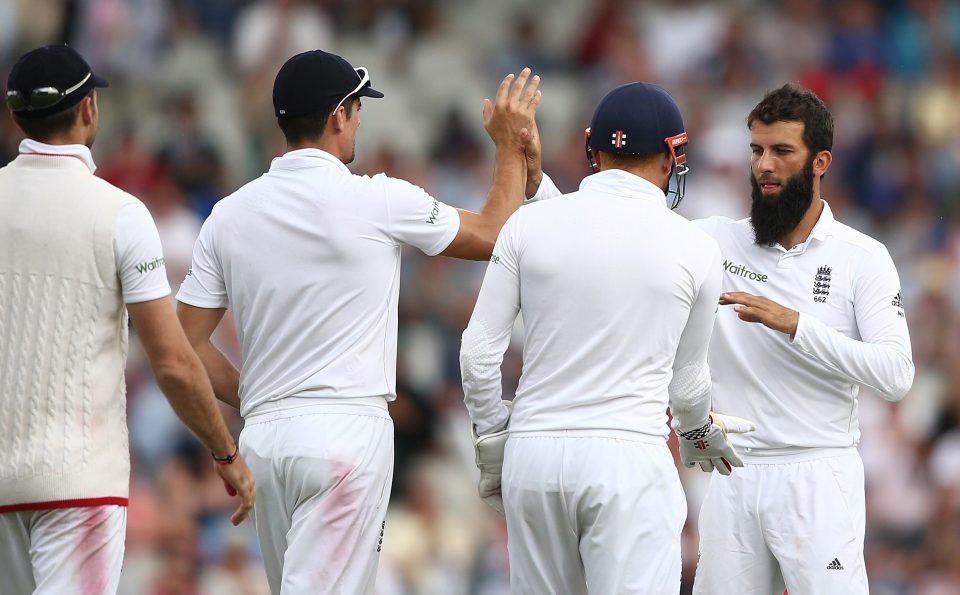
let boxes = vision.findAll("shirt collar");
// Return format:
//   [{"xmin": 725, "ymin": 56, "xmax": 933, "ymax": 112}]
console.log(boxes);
[
  {"xmin": 759, "ymin": 198, "xmax": 836, "ymax": 253},
  {"xmin": 19, "ymin": 139, "xmax": 97, "ymax": 174},
  {"xmin": 269, "ymin": 148, "xmax": 350, "ymax": 174},
  {"xmin": 578, "ymin": 169, "xmax": 667, "ymax": 206},
  {"xmin": 808, "ymin": 199, "xmax": 836, "ymax": 241}
]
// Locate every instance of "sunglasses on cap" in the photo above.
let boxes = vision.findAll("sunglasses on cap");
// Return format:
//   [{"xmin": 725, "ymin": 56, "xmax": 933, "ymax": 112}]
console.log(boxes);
[
  {"xmin": 333, "ymin": 67, "xmax": 370, "ymax": 112},
  {"xmin": 5, "ymin": 71, "xmax": 91, "ymax": 113}
]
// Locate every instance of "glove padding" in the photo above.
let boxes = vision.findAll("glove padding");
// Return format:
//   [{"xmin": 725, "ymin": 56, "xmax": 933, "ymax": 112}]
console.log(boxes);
[
  {"xmin": 676, "ymin": 413, "xmax": 756, "ymax": 475},
  {"xmin": 472, "ymin": 401, "xmax": 513, "ymax": 516}
]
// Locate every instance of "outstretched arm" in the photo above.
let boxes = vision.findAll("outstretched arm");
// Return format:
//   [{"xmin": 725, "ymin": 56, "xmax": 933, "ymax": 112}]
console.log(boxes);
[{"xmin": 440, "ymin": 68, "xmax": 542, "ymax": 260}]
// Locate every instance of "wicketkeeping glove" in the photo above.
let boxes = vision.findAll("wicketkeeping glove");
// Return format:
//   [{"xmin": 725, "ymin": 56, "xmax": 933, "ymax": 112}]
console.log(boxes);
[
  {"xmin": 676, "ymin": 413, "xmax": 755, "ymax": 475},
  {"xmin": 472, "ymin": 401, "xmax": 513, "ymax": 516}
]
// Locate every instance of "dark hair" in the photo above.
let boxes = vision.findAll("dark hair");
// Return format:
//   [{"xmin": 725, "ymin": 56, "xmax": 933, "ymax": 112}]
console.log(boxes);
[
  {"xmin": 598, "ymin": 150, "xmax": 664, "ymax": 170},
  {"xmin": 747, "ymin": 84, "xmax": 833, "ymax": 155},
  {"xmin": 277, "ymin": 96, "xmax": 357, "ymax": 145},
  {"xmin": 12, "ymin": 90, "xmax": 91, "ymax": 141}
]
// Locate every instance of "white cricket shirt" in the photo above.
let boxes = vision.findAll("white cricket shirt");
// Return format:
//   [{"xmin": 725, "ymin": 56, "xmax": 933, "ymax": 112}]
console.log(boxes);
[
  {"xmin": 461, "ymin": 170, "xmax": 722, "ymax": 436},
  {"xmin": 177, "ymin": 149, "xmax": 460, "ymax": 417},
  {"xmin": 694, "ymin": 202, "xmax": 914, "ymax": 458}
]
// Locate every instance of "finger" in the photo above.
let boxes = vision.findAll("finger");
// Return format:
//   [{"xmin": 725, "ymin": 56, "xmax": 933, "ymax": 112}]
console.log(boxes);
[
  {"xmin": 231, "ymin": 503, "xmax": 249, "ymax": 526},
  {"xmin": 231, "ymin": 485, "xmax": 255, "ymax": 525},
  {"xmin": 720, "ymin": 292, "xmax": 758, "ymax": 306},
  {"xmin": 700, "ymin": 460, "xmax": 715, "ymax": 473},
  {"xmin": 725, "ymin": 451, "xmax": 744, "ymax": 467},
  {"xmin": 527, "ymin": 90, "xmax": 543, "ymax": 113},
  {"xmin": 734, "ymin": 306, "xmax": 764, "ymax": 323},
  {"xmin": 519, "ymin": 74, "xmax": 541, "ymax": 107},
  {"xmin": 482, "ymin": 98, "xmax": 493, "ymax": 125},
  {"xmin": 716, "ymin": 458, "xmax": 733, "ymax": 476},
  {"xmin": 494, "ymin": 73, "xmax": 515, "ymax": 108},
  {"xmin": 223, "ymin": 479, "xmax": 237, "ymax": 497},
  {"xmin": 508, "ymin": 68, "xmax": 532, "ymax": 104},
  {"xmin": 520, "ymin": 127, "xmax": 530, "ymax": 144},
  {"xmin": 715, "ymin": 413, "xmax": 757, "ymax": 434}
]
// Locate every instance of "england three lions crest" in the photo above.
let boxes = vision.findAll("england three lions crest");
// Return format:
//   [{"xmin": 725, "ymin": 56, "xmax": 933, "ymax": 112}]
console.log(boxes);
[{"xmin": 813, "ymin": 265, "xmax": 832, "ymax": 303}]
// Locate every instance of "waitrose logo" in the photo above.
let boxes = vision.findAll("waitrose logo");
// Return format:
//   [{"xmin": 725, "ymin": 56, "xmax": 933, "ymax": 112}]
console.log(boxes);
[
  {"xmin": 135, "ymin": 257, "xmax": 165, "ymax": 274},
  {"xmin": 723, "ymin": 259, "xmax": 767, "ymax": 283}
]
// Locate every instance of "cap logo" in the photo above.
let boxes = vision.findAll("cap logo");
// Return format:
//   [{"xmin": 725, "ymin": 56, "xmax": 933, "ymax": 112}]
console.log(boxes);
[{"xmin": 611, "ymin": 130, "xmax": 627, "ymax": 149}]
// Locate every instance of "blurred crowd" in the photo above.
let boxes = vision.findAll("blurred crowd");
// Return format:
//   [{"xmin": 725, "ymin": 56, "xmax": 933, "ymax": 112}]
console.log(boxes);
[{"xmin": 2, "ymin": 0, "xmax": 959, "ymax": 593}]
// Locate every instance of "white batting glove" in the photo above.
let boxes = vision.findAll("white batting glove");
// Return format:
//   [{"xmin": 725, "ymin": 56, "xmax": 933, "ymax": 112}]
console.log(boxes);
[
  {"xmin": 676, "ymin": 413, "xmax": 755, "ymax": 475},
  {"xmin": 472, "ymin": 401, "xmax": 513, "ymax": 516}
]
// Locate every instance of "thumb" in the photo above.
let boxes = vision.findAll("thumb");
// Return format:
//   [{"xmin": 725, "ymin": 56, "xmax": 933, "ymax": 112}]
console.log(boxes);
[
  {"xmin": 713, "ymin": 413, "xmax": 757, "ymax": 434},
  {"xmin": 520, "ymin": 128, "xmax": 533, "ymax": 155},
  {"xmin": 222, "ymin": 478, "xmax": 237, "ymax": 497},
  {"xmin": 482, "ymin": 99, "xmax": 493, "ymax": 124}
]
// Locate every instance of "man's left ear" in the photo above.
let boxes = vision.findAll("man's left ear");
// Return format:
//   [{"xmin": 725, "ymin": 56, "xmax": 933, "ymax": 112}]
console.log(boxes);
[
  {"xmin": 79, "ymin": 95, "xmax": 95, "ymax": 126},
  {"xmin": 813, "ymin": 150, "xmax": 832, "ymax": 177}
]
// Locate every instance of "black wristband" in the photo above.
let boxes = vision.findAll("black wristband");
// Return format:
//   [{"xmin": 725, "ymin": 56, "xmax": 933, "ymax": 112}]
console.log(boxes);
[{"xmin": 212, "ymin": 445, "xmax": 239, "ymax": 465}]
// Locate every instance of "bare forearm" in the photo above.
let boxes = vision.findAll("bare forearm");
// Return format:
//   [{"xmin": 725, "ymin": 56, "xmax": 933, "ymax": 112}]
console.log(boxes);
[
  {"xmin": 195, "ymin": 341, "xmax": 242, "ymax": 410},
  {"xmin": 156, "ymin": 356, "xmax": 236, "ymax": 455},
  {"xmin": 483, "ymin": 146, "xmax": 526, "ymax": 227},
  {"xmin": 445, "ymin": 148, "xmax": 526, "ymax": 260}
]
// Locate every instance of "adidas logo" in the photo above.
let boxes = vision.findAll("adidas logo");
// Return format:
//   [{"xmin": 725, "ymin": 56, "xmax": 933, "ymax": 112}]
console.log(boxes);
[
  {"xmin": 891, "ymin": 291, "xmax": 903, "ymax": 309},
  {"xmin": 826, "ymin": 558, "xmax": 844, "ymax": 570}
]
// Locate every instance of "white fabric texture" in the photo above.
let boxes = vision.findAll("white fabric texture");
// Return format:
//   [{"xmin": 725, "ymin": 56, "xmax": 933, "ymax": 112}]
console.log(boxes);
[
  {"xmin": 177, "ymin": 148, "xmax": 460, "ymax": 417},
  {"xmin": 461, "ymin": 169, "xmax": 722, "ymax": 437},
  {"xmin": 240, "ymin": 403, "xmax": 393, "ymax": 595},
  {"xmin": 0, "ymin": 505, "xmax": 126, "ymax": 594},
  {"xmin": 694, "ymin": 454, "xmax": 868, "ymax": 595},
  {"xmin": 503, "ymin": 434, "xmax": 685, "ymax": 594},
  {"xmin": 523, "ymin": 172, "xmax": 561, "ymax": 203},
  {"xmin": 17, "ymin": 140, "xmax": 170, "ymax": 304},
  {"xmin": 694, "ymin": 203, "xmax": 914, "ymax": 456},
  {"xmin": 0, "ymin": 148, "xmax": 143, "ymax": 507}
]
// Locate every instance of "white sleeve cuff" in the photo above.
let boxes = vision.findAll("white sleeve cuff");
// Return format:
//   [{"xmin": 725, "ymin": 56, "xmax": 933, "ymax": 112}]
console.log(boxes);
[{"xmin": 524, "ymin": 173, "xmax": 563, "ymax": 203}]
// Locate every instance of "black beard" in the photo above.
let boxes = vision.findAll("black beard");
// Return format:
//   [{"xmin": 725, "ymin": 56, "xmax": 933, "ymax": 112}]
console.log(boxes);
[{"xmin": 749, "ymin": 162, "xmax": 815, "ymax": 246}]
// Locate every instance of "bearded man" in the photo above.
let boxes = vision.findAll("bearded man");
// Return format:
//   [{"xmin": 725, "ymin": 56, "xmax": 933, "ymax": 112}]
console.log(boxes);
[{"xmin": 690, "ymin": 84, "xmax": 915, "ymax": 595}]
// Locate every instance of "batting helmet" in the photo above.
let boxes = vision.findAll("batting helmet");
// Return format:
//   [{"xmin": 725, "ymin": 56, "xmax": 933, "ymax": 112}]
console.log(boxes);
[{"xmin": 584, "ymin": 82, "xmax": 689, "ymax": 208}]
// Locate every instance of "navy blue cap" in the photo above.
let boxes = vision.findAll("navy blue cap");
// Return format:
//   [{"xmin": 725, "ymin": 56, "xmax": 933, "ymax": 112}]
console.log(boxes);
[
  {"xmin": 6, "ymin": 44, "xmax": 109, "ymax": 119},
  {"xmin": 588, "ymin": 82, "xmax": 685, "ymax": 156},
  {"xmin": 273, "ymin": 50, "xmax": 384, "ymax": 118}
]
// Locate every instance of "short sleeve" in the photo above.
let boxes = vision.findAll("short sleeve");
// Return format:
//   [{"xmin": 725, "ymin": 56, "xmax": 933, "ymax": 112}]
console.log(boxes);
[
  {"xmin": 381, "ymin": 175, "xmax": 460, "ymax": 256},
  {"xmin": 176, "ymin": 214, "xmax": 228, "ymax": 309},
  {"xmin": 113, "ymin": 203, "xmax": 171, "ymax": 304}
]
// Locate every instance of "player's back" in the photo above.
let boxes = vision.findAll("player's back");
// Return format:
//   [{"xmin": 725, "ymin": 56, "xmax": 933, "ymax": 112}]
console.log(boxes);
[
  {"xmin": 507, "ymin": 171, "xmax": 720, "ymax": 437},
  {"xmin": 196, "ymin": 154, "xmax": 419, "ymax": 415}
]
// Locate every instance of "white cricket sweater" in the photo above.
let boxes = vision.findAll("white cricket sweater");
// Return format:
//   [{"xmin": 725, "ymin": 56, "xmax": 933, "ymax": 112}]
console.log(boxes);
[{"xmin": 0, "ymin": 151, "xmax": 143, "ymax": 510}]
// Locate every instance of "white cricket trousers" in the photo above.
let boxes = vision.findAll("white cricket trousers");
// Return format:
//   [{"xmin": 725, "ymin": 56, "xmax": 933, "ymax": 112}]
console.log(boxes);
[
  {"xmin": 240, "ymin": 399, "xmax": 394, "ymax": 595},
  {"xmin": 694, "ymin": 451, "xmax": 868, "ymax": 595},
  {"xmin": 502, "ymin": 430, "xmax": 686, "ymax": 595},
  {"xmin": 0, "ymin": 505, "xmax": 126, "ymax": 595}
]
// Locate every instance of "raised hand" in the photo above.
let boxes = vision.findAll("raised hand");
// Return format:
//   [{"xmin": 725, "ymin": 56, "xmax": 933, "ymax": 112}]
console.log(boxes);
[
  {"xmin": 483, "ymin": 67, "xmax": 542, "ymax": 153},
  {"xmin": 522, "ymin": 117, "xmax": 543, "ymax": 199}
]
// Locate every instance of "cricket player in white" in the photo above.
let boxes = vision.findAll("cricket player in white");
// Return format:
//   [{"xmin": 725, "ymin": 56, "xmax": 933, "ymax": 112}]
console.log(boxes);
[
  {"xmin": 461, "ymin": 82, "xmax": 750, "ymax": 595},
  {"xmin": 691, "ymin": 84, "xmax": 915, "ymax": 595},
  {"xmin": 176, "ymin": 50, "xmax": 542, "ymax": 594},
  {"xmin": 0, "ymin": 45, "xmax": 254, "ymax": 594}
]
